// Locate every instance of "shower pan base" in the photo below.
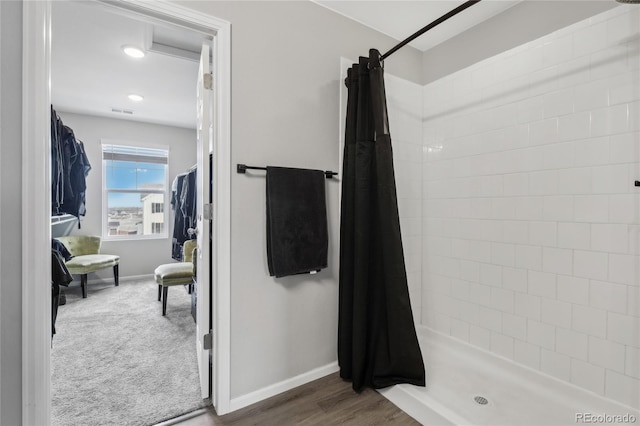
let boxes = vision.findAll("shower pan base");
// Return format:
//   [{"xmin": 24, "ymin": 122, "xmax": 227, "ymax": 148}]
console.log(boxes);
[{"xmin": 379, "ymin": 327, "xmax": 639, "ymax": 425}]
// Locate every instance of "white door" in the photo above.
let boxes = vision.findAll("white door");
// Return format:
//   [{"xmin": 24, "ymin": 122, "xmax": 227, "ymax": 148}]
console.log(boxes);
[{"xmin": 195, "ymin": 42, "xmax": 213, "ymax": 400}]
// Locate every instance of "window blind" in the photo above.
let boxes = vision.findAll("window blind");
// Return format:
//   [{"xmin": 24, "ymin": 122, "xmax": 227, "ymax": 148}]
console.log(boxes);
[{"xmin": 102, "ymin": 144, "xmax": 168, "ymax": 164}]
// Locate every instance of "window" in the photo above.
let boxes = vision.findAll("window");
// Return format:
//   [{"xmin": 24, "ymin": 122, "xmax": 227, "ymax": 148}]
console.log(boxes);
[{"xmin": 102, "ymin": 143, "xmax": 169, "ymax": 239}]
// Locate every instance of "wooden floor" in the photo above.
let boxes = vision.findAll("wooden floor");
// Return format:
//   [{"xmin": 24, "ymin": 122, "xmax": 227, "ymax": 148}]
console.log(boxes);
[{"xmin": 169, "ymin": 373, "xmax": 419, "ymax": 426}]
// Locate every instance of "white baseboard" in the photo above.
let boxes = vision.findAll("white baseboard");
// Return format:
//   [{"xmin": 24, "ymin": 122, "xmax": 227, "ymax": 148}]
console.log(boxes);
[
  {"xmin": 85, "ymin": 273, "xmax": 153, "ymax": 285},
  {"xmin": 228, "ymin": 361, "xmax": 340, "ymax": 413}
]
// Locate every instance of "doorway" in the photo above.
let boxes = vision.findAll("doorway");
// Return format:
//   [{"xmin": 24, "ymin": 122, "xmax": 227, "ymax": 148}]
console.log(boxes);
[{"xmin": 22, "ymin": 1, "xmax": 231, "ymax": 424}]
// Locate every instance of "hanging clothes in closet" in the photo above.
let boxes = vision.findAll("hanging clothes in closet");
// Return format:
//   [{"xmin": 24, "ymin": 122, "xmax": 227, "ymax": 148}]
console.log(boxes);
[
  {"xmin": 51, "ymin": 246, "xmax": 72, "ymax": 338},
  {"xmin": 171, "ymin": 167, "xmax": 197, "ymax": 260},
  {"xmin": 51, "ymin": 106, "xmax": 91, "ymax": 227}
]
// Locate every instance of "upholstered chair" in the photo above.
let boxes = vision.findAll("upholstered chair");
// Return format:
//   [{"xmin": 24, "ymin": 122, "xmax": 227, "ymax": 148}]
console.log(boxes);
[
  {"xmin": 55, "ymin": 235, "xmax": 120, "ymax": 298},
  {"xmin": 154, "ymin": 239, "xmax": 197, "ymax": 316}
]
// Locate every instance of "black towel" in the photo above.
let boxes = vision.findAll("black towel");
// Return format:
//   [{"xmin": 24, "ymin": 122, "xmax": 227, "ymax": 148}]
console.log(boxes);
[{"xmin": 266, "ymin": 167, "xmax": 328, "ymax": 278}]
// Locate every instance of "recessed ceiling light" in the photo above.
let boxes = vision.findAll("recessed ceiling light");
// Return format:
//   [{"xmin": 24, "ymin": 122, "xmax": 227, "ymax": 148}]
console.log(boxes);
[
  {"xmin": 122, "ymin": 45, "xmax": 145, "ymax": 58},
  {"xmin": 128, "ymin": 94, "xmax": 144, "ymax": 102}
]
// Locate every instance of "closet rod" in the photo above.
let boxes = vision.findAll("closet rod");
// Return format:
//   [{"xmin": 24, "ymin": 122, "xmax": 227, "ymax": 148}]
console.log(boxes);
[
  {"xmin": 237, "ymin": 164, "xmax": 338, "ymax": 179},
  {"xmin": 381, "ymin": 0, "xmax": 482, "ymax": 61}
]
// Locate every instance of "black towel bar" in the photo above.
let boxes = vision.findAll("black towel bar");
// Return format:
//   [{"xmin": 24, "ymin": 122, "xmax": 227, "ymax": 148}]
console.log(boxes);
[{"xmin": 237, "ymin": 163, "xmax": 338, "ymax": 179}]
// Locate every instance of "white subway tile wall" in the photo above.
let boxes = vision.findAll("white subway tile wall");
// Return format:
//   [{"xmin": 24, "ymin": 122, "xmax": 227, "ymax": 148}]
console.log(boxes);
[{"xmin": 418, "ymin": 6, "xmax": 640, "ymax": 409}]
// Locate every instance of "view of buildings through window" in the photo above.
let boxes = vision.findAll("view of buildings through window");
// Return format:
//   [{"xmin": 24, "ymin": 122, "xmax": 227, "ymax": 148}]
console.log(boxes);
[{"xmin": 102, "ymin": 144, "xmax": 168, "ymax": 238}]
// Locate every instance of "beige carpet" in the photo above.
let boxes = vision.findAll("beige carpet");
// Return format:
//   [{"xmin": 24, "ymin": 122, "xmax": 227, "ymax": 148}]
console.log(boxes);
[{"xmin": 52, "ymin": 277, "xmax": 208, "ymax": 426}]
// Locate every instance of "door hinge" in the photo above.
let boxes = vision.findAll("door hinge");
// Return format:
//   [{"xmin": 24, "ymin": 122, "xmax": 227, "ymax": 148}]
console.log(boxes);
[
  {"xmin": 203, "ymin": 203, "xmax": 213, "ymax": 221},
  {"xmin": 203, "ymin": 330, "xmax": 213, "ymax": 350},
  {"xmin": 204, "ymin": 73, "xmax": 213, "ymax": 90}
]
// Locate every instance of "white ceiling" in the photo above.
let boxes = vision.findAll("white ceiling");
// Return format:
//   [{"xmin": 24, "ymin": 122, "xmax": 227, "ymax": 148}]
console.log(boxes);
[
  {"xmin": 52, "ymin": 1, "xmax": 520, "ymax": 130},
  {"xmin": 51, "ymin": 1, "xmax": 208, "ymax": 129},
  {"xmin": 313, "ymin": 1, "xmax": 521, "ymax": 52}
]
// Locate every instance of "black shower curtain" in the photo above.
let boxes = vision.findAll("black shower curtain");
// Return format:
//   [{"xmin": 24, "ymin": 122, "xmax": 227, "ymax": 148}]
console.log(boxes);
[{"xmin": 338, "ymin": 49, "xmax": 425, "ymax": 392}]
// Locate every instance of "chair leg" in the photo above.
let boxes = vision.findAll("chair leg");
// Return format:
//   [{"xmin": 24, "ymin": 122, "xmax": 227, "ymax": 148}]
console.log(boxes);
[
  {"xmin": 81, "ymin": 274, "xmax": 87, "ymax": 298},
  {"xmin": 158, "ymin": 285, "xmax": 162, "ymax": 301},
  {"xmin": 162, "ymin": 286, "xmax": 168, "ymax": 316},
  {"xmin": 113, "ymin": 264, "xmax": 119, "ymax": 286}
]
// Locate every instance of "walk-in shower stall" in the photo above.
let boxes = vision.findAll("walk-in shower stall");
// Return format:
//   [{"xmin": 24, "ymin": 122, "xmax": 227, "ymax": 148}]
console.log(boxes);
[{"xmin": 375, "ymin": 4, "xmax": 639, "ymax": 424}]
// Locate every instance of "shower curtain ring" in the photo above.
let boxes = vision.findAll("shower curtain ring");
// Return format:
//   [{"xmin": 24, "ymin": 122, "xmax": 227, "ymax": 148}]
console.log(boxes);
[{"xmin": 368, "ymin": 49, "xmax": 384, "ymax": 70}]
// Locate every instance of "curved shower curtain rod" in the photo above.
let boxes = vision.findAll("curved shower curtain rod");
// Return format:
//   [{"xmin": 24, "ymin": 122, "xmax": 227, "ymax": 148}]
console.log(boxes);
[{"xmin": 380, "ymin": 0, "xmax": 482, "ymax": 61}]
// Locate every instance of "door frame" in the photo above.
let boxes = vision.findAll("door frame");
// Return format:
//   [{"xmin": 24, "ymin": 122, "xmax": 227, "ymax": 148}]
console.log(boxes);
[{"xmin": 21, "ymin": 1, "xmax": 232, "ymax": 424}]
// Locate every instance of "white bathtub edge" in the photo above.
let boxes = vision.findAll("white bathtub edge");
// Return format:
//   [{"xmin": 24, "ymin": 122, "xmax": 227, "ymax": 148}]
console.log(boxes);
[
  {"xmin": 379, "ymin": 384, "xmax": 465, "ymax": 425},
  {"xmin": 379, "ymin": 325, "xmax": 640, "ymax": 425},
  {"xmin": 416, "ymin": 325, "xmax": 640, "ymax": 415}
]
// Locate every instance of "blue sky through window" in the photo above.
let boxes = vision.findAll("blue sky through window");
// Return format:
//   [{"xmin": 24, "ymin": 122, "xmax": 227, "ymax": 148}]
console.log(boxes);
[{"xmin": 106, "ymin": 160, "xmax": 166, "ymax": 207}]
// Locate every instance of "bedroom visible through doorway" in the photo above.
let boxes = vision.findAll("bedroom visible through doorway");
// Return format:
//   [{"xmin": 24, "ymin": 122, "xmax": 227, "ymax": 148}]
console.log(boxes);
[{"xmin": 48, "ymin": 1, "xmax": 217, "ymax": 424}]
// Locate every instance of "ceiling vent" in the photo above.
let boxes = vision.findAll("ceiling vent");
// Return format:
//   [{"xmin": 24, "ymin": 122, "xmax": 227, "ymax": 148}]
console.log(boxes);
[{"xmin": 111, "ymin": 108, "xmax": 134, "ymax": 115}]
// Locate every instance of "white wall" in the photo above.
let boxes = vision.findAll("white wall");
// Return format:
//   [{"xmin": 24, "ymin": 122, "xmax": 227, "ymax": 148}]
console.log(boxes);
[
  {"xmin": 176, "ymin": 0, "xmax": 424, "ymax": 402},
  {"xmin": 56, "ymin": 112, "xmax": 197, "ymax": 279},
  {"xmin": 0, "ymin": 1, "xmax": 22, "ymax": 423},
  {"xmin": 420, "ymin": 5, "xmax": 639, "ymax": 409},
  {"xmin": 421, "ymin": 1, "xmax": 617, "ymax": 85}
]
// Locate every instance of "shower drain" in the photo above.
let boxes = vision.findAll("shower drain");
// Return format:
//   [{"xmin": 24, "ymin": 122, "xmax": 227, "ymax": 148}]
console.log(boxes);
[{"xmin": 474, "ymin": 396, "xmax": 489, "ymax": 405}]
